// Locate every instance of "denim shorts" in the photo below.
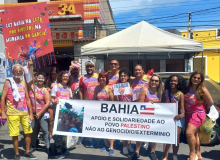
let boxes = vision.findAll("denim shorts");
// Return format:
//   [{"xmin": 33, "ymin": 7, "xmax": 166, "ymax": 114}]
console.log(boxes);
[{"xmin": 177, "ymin": 117, "xmax": 185, "ymax": 128}]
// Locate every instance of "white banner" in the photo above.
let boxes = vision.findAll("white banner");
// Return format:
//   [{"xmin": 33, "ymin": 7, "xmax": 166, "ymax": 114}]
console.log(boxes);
[{"xmin": 53, "ymin": 99, "xmax": 178, "ymax": 145}]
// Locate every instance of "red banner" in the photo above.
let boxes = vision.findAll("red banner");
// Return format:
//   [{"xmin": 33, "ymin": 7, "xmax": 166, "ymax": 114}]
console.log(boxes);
[{"xmin": 0, "ymin": 2, "xmax": 53, "ymax": 60}]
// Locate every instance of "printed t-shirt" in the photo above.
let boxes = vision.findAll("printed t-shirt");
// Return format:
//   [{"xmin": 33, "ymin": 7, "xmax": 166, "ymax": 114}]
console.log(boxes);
[
  {"xmin": 96, "ymin": 86, "xmax": 110, "ymax": 101},
  {"xmin": 132, "ymin": 74, "xmax": 149, "ymax": 90},
  {"xmin": 144, "ymin": 88, "xmax": 161, "ymax": 103},
  {"xmin": 79, "ymin": 73, "xmax": 99, "ymax": 100},
  {"xmin": 51, "ymin": 83, "xmax": 73, "ymax": 99},
  {"xmin": 6, "ymin": 80, "xmax": 28, "ymax": 116},
  {"xmin": 108, "ymin": 72, "xmax": 119, "ymax": 86},
  {"xmin": 29, "ymin": 85, "xmax": 46, "ymax": 114},
  {"xmin": 71, "ymin": 75, "xmax": 82, "ymax": 99}
]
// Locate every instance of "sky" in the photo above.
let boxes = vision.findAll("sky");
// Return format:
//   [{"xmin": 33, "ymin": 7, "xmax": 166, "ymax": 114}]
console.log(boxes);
[{"xmin": 109, "ymin": 0, "xmax": 220, "ymax": 31}]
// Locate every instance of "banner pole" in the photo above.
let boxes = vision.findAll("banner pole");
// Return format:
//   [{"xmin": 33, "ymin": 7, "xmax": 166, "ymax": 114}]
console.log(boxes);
[
  {"xmin": 175, "ymin": 101, "xmax": 178, "ymax": 146},
  {"xmin": 31, "ymin": 65, "xmax": 37, "ymax": 114}
]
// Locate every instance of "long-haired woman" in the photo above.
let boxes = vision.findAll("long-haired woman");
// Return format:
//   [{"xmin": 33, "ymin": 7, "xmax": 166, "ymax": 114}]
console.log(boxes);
[
  {"xmin": 93, "ymin": 71, "xmax": 114, "ymax": 155},
  {"xmin": 115, "ymin": 68, "xmax": 134, "ymax": 155},
  {"xmin": 28, "ymin": 72, "xmax": 50, "ymax": 154},
  {"xmin": 163, "ymin": 75, "xmax": 187, "ymax": 160},
  {"xmin": 50, "ymin": 71, "xmax": 73, "ymax": 159},
  {"xmin": 185, "ymin": 71, "xmax": 213, "ymax": 160},
  {"xmin": 132, "ymin": 74, "xmax": 163, "ymax": 160},
  {"xmin": 46, "ymin": 67, "xmax": 59, "ymax": 140}
]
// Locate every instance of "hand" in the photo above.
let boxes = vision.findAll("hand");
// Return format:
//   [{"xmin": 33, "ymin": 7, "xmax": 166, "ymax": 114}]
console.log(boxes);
[
  {"xmin": 29, "ymin": 114, "xmax": 34, "ymax": 122},
  {"xmin": 69, "ymin": 65, "xmax": 73, "ymax": 72},
  {"xmin": 174, "ymin": 114, "xmax": 184, "ymax": 121},
  {"xmin": 1, "ymin": 112, "xmax": 7, "ymax": 120},
  {"xmin": 46, "ymin": 87, "xmax": 51, "ymax": 92},
  {"xmin": 36, "ymin": 112, "xmax": 42, "ymax": 119},
  {"xmin": 28, "ymin": 59, "xmax": 33, "ymax": 66}
]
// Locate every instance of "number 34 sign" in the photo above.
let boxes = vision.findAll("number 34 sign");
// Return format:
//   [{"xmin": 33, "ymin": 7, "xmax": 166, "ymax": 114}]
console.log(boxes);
[{"xmin": 58, "ymin": 3, "xmax": 76, "ymax": 15}]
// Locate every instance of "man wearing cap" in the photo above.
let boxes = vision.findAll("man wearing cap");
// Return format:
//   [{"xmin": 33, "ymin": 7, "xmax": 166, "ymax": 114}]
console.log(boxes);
[
  {"xmin": 69, "ymin": 61, "xmax": 82, "ymax": 99},
  {"xmin": 79, "ymin": 60, "xmax": 99, "ymax": 147},
  {"xmin": 1, "ymin": 64, "xmax": 37, "ymax": 160}
]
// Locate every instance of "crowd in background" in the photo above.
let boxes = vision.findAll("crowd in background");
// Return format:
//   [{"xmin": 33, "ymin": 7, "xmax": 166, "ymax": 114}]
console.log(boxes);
[{"xmin": 0, "ymin": 58, "xmax": 214, "ymax": 160}]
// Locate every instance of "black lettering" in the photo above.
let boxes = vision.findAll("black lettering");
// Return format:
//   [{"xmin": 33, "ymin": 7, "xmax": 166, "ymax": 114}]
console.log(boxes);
[
  {"xmin": 130, "ymin": 105, "xmax": 139, "ymax": 114},
  {"xmin": 101, "ymin": 103, "xmax": 108, "ymax": 112},
  {"xmin": 119, "ymin": 104, "xmax": 126, "ymax": 113},
  {"xmin": 109, "ymin": 104, "xmax": 117, "ymax": 113}
]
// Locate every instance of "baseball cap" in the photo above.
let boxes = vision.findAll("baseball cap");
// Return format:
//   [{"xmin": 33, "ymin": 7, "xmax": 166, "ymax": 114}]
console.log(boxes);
[{"xmin": 85, "ymin": 60, "xmax": 95, "ymax": 66}]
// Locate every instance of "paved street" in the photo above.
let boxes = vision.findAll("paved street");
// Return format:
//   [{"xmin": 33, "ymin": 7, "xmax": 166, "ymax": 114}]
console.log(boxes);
[{"xmin": 0, "ymin": 123, "xmax": 219, "ymax": 160}]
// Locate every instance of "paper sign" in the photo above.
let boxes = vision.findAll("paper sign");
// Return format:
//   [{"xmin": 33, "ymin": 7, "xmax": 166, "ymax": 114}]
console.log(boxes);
[
  {"xmin": 132, "ymin": 87, "xmax": 143, "ymax": 102},
  {"xmin": 113, "ymin": 82, "xmax": 130, "ymax": 95},
  {"xmin": 207, "ymin": 105, "xmax": 219, "ymax": 119},
  {"xmin": 0, "ymin": 2, "xmax": 53, "ymax": 60}
]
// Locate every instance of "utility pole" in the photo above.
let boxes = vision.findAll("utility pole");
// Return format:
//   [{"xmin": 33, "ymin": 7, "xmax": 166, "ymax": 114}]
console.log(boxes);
[{"xmin": 187, "ymin": 12, "xmax": 191, "ymax": 72}]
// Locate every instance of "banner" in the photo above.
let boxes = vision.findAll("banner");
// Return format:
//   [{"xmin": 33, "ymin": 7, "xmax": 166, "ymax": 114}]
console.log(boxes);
[
  {"xmin": 0, "ymin": 2, "xmax": 53, "ymax": 60},
  {"xmin": 53, "ymin": 99, "xmax": 178, "ymax": 145}
]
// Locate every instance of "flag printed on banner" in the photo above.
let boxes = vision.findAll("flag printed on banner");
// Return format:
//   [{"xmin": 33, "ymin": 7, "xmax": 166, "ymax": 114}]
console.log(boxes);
[{"xmin": 140, "ymin": 105, "xmax": 155, "ymax": 115}]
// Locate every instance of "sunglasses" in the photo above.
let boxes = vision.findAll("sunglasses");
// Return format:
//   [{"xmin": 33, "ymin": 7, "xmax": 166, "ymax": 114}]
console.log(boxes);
[
  {"xmin": 193, "ymin": 76, "xmax": 201, "ymax": 80},
  {"xmin": 13, "ymin": 70, "xmax": 23, "ymax": 73},
  {"xmin": 37, "ymin": 77, "xmax": 45, "ymax": 81},
  {"xmin": 151, "ymin": 79, "xmax": 159, "ymax": 82},
  {"xmin": 110, "ymin": 63, "xmax": 118, "ymax": 66}
]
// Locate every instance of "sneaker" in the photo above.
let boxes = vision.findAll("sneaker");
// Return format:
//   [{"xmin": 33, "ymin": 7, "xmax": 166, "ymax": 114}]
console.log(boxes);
[
  {"xmin": 127, "ymin": 144, "xmax": 134, "ymax": 152},
  {"xmin": 56, "ymin": 154, "xmax": 65, "ymax": 159},
  {"xmin": 77, "ymin": 137, "xmax": 83, "ymax": 145},
  {"xmin": 24, "ymin": 152, "xmax": 37, "ymax": 159},
  {"xmin": 123, "ymin": 146, "xmax": 129, "ymax": 155},
  {"xmin": 142, "ymin": 142, "xmax": 147, "ymax": 147},
  {"xmin": 173, "ymin": 155, "xmax": 178, "ymax": 160},
  {"xmin": 90, "ymin": 139, "xmax": 97, "ymax": 148},
  {"xmin": 109, "ymin": 149, "xmax": 114, "ymax": 156},
  {"xmin": 132, "ymin": 152, "xmax": 140, "ymax": 160},
  {"xmin": 50, "ymin": 137, "xmax": 54, "ymax": 141},
  {"xmin": 14, "ymin": 155, "xmax": 20, "ymax": 160},
  {"xmin": 149, "ymin": 152, "xmax": 158, "ymax": 160},
  {"xmin": 101, "ymin": 146, "xmax": 109, "ymax": 152}
]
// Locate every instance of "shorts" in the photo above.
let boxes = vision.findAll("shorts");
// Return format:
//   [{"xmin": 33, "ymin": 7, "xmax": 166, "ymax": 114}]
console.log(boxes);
[
  {"xmin": 7, "ymin": 115, "xmax": 33, "ymax": 136},
  {"xmin": 186, "ymin": 112, "xmax": 206, "ymax": 128},
  {"xmin": 177, "ymin": 117, "xmax": 185, "ymax": 128}
]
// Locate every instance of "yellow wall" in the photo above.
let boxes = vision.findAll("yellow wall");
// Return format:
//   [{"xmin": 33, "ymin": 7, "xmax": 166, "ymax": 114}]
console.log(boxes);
[{"xmin": 181, "ymin": 29, "xmax": 220, "ymax": 82}]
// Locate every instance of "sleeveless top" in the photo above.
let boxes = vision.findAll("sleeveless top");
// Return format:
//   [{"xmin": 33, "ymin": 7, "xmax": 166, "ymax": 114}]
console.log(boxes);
[
  {"xmin": 184, "ymin": 89, "xmax": 205, "ymax": 113},
  {"xmin": 96, "ymin": 86, "xmax": 109, "ymax": 101},
  {"xmin": 79, "ymin": 73, "xmax": 99, "ymax": 100},
  {"xmin": 144, "ymin": 88, "xmax": 161, "ymax": 103},
  {"xmin": 29, "ymin": 85, "xmax": 46, "ymax": 114},
  {"xmin": 71, "ymin": 75, "xmax": 82, "ymax": 99},
  {"xmin": 55, "ymin": 83, "xmax": 72, "ymax": 99},
  {"xmin": 165, "ymin": 90, "xmax": 181, "ymax": 113},
  {"xmin": 6, "ymin": 80, "xmax": 28, "ymax": 116},
  {"xmin": 118, "ymin": 85, "xmax": 133, "ymax": 102},
  {"xmin": 108, "ymin": 72, "xmax": 119, "ymax": 86},
  {"xmin": 132, "ymin": 74, "xmax": 149, "ymax": 90}
]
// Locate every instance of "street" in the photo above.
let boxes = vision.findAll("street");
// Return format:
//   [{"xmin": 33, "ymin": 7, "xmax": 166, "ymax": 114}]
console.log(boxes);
[{"xmin": 0, "ymin": 123, "xmax": 219, "ymax": 160}]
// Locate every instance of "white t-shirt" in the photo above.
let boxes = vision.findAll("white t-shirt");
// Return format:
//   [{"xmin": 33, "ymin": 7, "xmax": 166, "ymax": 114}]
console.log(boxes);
[{"xmin": 51, "ymin": 84, "xmax": 73, "ymax": 99}]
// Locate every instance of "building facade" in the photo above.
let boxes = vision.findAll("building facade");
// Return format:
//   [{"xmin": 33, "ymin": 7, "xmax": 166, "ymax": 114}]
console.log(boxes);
[{"xmin": 181, "ymin": 29, "xmax": 220, "ymax": 83}]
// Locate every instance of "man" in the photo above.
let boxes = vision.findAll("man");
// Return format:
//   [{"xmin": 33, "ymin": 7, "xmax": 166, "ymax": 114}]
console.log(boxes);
[
  {"xmin": 79, "ymin": 60, "xmax": 99, "ymax": 147},
  {"xmin": 69, "ymin": 61, "xmax": 82, "ymax": 99},
  {"xmin": 108, "ymin": 60, "xmax": 120, "ymax": 86},
  {"xmin": 1, "ymin": 64, "xmax": 37, "ymax": 160}
]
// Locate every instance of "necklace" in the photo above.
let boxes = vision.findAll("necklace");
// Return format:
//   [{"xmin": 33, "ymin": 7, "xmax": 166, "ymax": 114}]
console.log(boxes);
[
  {"xmin": 149, "ymin": 88, "xmax": 157, "ymax": 94},
  {"xmin": 36, "ymin": 86, "xmax": 43, "ymax": 90}
]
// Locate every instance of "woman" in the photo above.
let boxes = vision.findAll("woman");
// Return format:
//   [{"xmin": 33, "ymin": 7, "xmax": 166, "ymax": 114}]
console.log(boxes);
[
  {"xmin": 51, "ymin": 71, "xmax": 73, "ymax": 159},
  {"xmin": 28, "ymin": 72, "xmax": 50, "ymax": 154},
  {"xmin": 46, "ymin": 67, "xmax": 59, "ymax": 140},
  {"xmin": 163, "ymin": 75, "xmax": 187, "ymax": 160},
  {"xmin": 131, "ymin": 64, "xmax": 150, "ymax": 92},
  {"xmin": 185, "ymin": 71, "xmax": 213, "ymax": 160},
  {"xmin": 115, "ymin": 68, "xmax": 134, "ymax": 155},
  {"xmin": 132, "ymin": 74, "xmax": 163, "ymax": 160},
  {"xmin": 93, "ymin": 71, "xmax": 114, "ymax": 156}
]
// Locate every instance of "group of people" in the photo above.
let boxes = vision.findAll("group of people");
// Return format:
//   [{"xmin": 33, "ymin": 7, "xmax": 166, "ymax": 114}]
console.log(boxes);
[{"xmin": 0, "ymin": 59, "xmax": 213, "ymax": 160}]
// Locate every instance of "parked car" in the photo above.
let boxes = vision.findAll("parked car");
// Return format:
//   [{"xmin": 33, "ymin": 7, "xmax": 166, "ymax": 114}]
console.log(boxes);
[{"xmin": 156, "ymin": 72, "xmax": 220, "ymax": 146}]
